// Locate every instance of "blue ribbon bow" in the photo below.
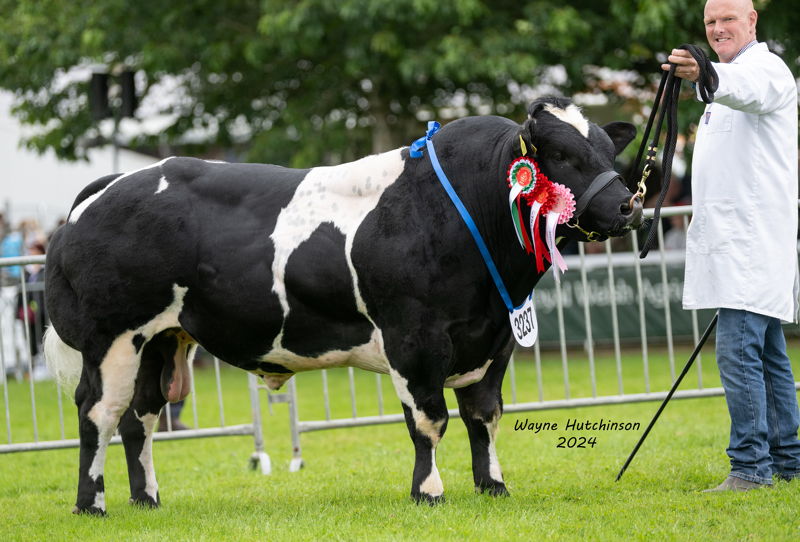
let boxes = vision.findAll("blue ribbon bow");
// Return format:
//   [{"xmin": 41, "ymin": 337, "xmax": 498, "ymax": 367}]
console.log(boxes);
[{"xmin": 409, "ymin": 121, "xmax": 441, "ymax": 158}]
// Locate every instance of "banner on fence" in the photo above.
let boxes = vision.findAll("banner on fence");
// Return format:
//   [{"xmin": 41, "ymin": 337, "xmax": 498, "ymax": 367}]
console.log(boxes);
[{"xmin": 533, "ymin": 255, "xmax": 711, "ymax": 347}]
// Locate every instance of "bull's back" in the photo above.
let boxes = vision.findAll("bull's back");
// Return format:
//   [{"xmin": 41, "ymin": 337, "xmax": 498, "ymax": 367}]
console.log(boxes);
[
  {"xmin": 59, "ymin": 157, "xmax": 305, "ymax": 270},
  {"xmin": 46, "ymin": 157, "xmax": 306, "ymax": 353}
]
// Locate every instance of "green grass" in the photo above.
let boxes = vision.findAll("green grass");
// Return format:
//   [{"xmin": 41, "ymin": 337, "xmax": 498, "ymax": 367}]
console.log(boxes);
[{"xmin": 2, "ymin": 344, "xmax": 800, "ymax": 541}]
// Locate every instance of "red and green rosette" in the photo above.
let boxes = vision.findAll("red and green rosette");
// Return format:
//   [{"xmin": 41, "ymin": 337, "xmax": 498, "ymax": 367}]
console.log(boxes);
[{"xmin": 507, "ymin": 157, "xmax": 538, "ymax": 253}]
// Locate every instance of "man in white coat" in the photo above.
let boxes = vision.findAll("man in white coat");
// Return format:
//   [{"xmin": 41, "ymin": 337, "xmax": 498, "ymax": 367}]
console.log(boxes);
[{"xmin": 664, "ymin": 0, "xmax": 800, "ymax": 491}]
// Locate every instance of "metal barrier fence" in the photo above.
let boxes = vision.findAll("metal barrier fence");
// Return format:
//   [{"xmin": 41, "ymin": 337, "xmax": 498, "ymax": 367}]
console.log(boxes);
[
  {"xmin": 0, "ymin": 255, "xmax": 271, "ymax": 474},
  {"xmin": 274, "ymin": 205, "xmax": 800, "ymax": 470},
  {"xmin": 3, "ymin": 206, "xmax": 799, "ymax": 471}
]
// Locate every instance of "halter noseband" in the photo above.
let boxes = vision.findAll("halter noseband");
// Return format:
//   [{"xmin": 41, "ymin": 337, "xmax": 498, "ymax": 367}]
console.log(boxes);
[{"xmin": 566, "ymin": 169, "xmax": 627, "ymax": 241}]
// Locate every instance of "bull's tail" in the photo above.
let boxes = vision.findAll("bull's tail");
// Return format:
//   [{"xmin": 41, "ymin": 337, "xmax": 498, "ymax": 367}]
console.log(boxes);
[{"xmin": 44, "ymin": 326, "xmax": 83, "ymax": 397}]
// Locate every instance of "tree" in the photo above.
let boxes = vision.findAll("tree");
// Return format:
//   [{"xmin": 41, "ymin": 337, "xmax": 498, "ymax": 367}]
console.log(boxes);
[{"xmin": 1, "ymin": 0, "xmax": 797, "ymax": 167}]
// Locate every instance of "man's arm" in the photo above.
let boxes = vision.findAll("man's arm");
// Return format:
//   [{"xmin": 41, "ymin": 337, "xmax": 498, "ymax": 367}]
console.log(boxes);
[{"xmin": 661, "ymin": 48, "xmax": 794, "ymax": 115}]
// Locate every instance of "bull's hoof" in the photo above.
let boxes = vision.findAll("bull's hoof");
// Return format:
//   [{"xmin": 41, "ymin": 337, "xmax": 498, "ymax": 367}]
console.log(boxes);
[
  {"xmin": 129, "ymin": 496, "xmax": 160, "ymax": 508},
  {"xmin": 475, "ymin": 481, "xmax": 509, "ymax": 497},
  {"xmin": 72, "ymin": 505, "xmax": 106, "ymax": 516},
  {"xmin": 411, "ymin": 491, "xmax": 446, "ymax": 505}
]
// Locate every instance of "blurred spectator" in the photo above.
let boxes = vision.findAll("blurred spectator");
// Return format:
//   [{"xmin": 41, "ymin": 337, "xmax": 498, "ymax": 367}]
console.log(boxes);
[
  {"xmin": 0, "ymin": 212, "xmax": 8, "ymax": 244},
  {"xmin": 20, "ymin": 218, "xmax": 47, "ymax": 248},
  {"xmin": 16, "ymin": 241, "xmax": 48, "ymax": 375},
  {"xmin": 1, "ymin": 222, "xmax": 24, "ymax": 283},
  {"xmin": 159, "ymin": 401, "xmax": 188, "ymax": 432}
]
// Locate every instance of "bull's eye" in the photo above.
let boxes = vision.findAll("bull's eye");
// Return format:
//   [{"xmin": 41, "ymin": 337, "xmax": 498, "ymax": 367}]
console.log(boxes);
[{"xmin": 550, "ymin": 151, "xmax": 565, "ymax": 162}]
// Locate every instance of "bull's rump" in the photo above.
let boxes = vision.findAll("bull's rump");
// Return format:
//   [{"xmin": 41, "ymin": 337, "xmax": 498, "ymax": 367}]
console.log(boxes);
[
  {"xmin": 45, "ymin": 154, "xmax": 403, "ymax": 371},
  {"xmin": 47, "ymin": 158, "xmax": 293, "ymax": 358}
]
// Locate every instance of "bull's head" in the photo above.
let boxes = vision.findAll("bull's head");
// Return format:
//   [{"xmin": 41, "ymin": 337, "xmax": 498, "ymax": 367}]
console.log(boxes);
[{"xmin": 520, "ymin": 96, "xmax": 642, "ymax": 240}]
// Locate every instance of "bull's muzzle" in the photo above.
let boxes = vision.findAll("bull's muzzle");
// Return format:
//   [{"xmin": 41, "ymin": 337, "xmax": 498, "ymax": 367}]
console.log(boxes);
[
  {"xmin": 621, "ymin": 196, "xmax": 644, "ymax": 230},
  {"xmin": 571, "ymin": 170, "xmax": 643, "ymax": 239}
]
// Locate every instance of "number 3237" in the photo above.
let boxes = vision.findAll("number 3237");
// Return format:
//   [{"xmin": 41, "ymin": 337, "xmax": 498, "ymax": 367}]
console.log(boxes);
[{"xmin": 513, "ymin": 307, "xmax": 535, "ymax": 339}]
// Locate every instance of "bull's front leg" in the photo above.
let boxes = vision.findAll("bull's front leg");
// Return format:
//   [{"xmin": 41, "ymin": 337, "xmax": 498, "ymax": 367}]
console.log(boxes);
[
  {"xmin": 454, "ymin": 349, "xmax": 511, "ymax": 496},
  {"xmin": 390, "ymin": 369, "xmax": 449, "ymax": 504}
]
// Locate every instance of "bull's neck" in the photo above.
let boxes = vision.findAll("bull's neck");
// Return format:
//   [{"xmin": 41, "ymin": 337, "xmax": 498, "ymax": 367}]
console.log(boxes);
[{"xmin": 443, "ymin": 136, "xmax": 546, "ymax": 309}]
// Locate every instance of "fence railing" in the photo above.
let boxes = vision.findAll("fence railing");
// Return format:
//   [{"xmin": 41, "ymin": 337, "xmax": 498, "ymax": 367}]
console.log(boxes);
[{"xmin": 0, "ymin": 255, "xmax": 271, "ymax": 474}]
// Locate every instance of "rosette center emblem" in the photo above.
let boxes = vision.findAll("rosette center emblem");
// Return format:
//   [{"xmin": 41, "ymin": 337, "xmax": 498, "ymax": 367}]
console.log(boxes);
[{"xmin": 508, "ymin": 157, "xmax": 537, "ymax": 194}]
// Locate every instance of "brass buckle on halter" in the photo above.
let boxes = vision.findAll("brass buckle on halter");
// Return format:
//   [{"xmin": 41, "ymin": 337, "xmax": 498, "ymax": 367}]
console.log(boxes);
[
  {"xmin": 567, "ymin": 221, "xmax": 602, "ymax": 242},
  {"xmin": 627, "ymin": 160, "xmax": 652, "ymax": 211}
]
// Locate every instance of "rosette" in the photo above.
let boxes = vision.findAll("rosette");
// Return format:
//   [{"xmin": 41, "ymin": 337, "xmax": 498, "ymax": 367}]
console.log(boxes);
[{"xmin": 549, "ymin": 183, "xmax": 576, "ymax": 224}]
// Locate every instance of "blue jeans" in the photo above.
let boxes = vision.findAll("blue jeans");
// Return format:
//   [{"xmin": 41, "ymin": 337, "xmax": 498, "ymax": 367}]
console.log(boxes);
[{"xmin": 715, "ymin": 309, "xmax": 800, "ymax": 484}]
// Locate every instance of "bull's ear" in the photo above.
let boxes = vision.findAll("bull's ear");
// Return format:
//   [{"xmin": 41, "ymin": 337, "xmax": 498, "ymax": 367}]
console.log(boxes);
[
  {"xmin": 602, "ymin": 121, "xmax": 636, "ymax": 156},
  {"xmin": 527, "ymin": 101, "xmax": 547, "ymax": 119},
  {"xmin": 514, "ymin": 119, "xmax": 536, "ymax": 158}
]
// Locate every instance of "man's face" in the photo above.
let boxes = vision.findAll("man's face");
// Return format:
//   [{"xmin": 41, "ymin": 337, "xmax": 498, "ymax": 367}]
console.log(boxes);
[{"xmin": 704, "ymin": 0, "xmax": 757, "ymax": 63}]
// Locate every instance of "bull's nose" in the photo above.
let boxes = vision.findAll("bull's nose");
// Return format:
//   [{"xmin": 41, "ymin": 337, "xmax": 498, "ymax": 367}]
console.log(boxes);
[{"xmin": 620, "ymin": 196, "xmax": 644, "ymax": 229}]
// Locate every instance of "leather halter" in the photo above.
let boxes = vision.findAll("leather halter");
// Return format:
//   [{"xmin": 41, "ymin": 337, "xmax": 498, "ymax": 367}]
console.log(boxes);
[
  {"xmin": 567, "ymin": 169, "xmax": 625, "ymax": 241},
  {"xmin": 574, "ymin": 170, "xmax": 622, "ymax": 218}
]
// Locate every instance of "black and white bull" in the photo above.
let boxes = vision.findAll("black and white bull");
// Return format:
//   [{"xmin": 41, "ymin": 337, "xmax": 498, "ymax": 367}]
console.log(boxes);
[{"xmin": 45, "ymin": 96, "xmax": 641, "ymax": 514}]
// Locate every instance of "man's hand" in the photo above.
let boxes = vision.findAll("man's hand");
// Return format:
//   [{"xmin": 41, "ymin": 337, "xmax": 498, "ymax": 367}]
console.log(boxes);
[{"xmin": 661, "ymin": 49, "xmax": 700, "ymax": 82}]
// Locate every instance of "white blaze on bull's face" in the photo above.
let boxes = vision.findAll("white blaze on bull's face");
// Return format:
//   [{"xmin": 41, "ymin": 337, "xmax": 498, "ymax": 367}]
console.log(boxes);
[{"xmin": 542, "ymin": 103, "xmax": 590, "ymax": 138}]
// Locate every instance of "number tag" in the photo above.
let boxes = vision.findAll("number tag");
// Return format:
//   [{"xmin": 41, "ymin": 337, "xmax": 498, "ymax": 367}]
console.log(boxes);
[{"xmin": 509, "ymin": 293, "xmax": 538, "ymax": 347}]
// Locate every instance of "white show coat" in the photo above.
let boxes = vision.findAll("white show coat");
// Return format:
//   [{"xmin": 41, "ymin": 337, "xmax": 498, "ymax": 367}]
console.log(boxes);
[{"xmin": 684, "ymin": 42, "xmax": 799, "ymax": 322}]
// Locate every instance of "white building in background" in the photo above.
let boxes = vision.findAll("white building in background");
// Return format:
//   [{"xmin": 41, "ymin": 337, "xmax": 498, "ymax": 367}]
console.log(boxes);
[
  {"xmin": 1, "ymin": 92, "xmax": 158, "ymax": 375},
  {"xmin": 1, "ymin": 91, "xmax": 158, "ymax": 232}
]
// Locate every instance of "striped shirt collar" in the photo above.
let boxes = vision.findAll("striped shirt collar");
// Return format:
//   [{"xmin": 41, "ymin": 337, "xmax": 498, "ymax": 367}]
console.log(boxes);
[{"xmin": 729, "ymin": 40, "xmax": 758, "ymax": 63}]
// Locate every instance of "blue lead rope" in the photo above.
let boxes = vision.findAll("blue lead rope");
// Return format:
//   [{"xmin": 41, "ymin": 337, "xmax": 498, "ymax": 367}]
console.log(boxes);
[{"xmin": 410, "ymin": 121, "xmax": 522, "ymax": 312}]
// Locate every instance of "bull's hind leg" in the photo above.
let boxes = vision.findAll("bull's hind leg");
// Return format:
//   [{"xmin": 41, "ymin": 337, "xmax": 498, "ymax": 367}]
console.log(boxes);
[
  {"xmin": 119, "ymin": 330, "xmax": 195, "ymax": 507},
  {"xmin": 118, "ymin": 333, "xmax": 170, "ymax": 507},
  {"xmin": 390, "ymin": 368, "xmax": 449, "ymax": 504},
  {"xmin": 119, "ymin": 408, "xmax": 160, "ymax": 507},
  {"xmin": 454, "ymin": 346, "xmax": 512, "ymax": 497},
  {"xmin": 74, "ymin": 333, "xmax": 143, "ymax": 515}
]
